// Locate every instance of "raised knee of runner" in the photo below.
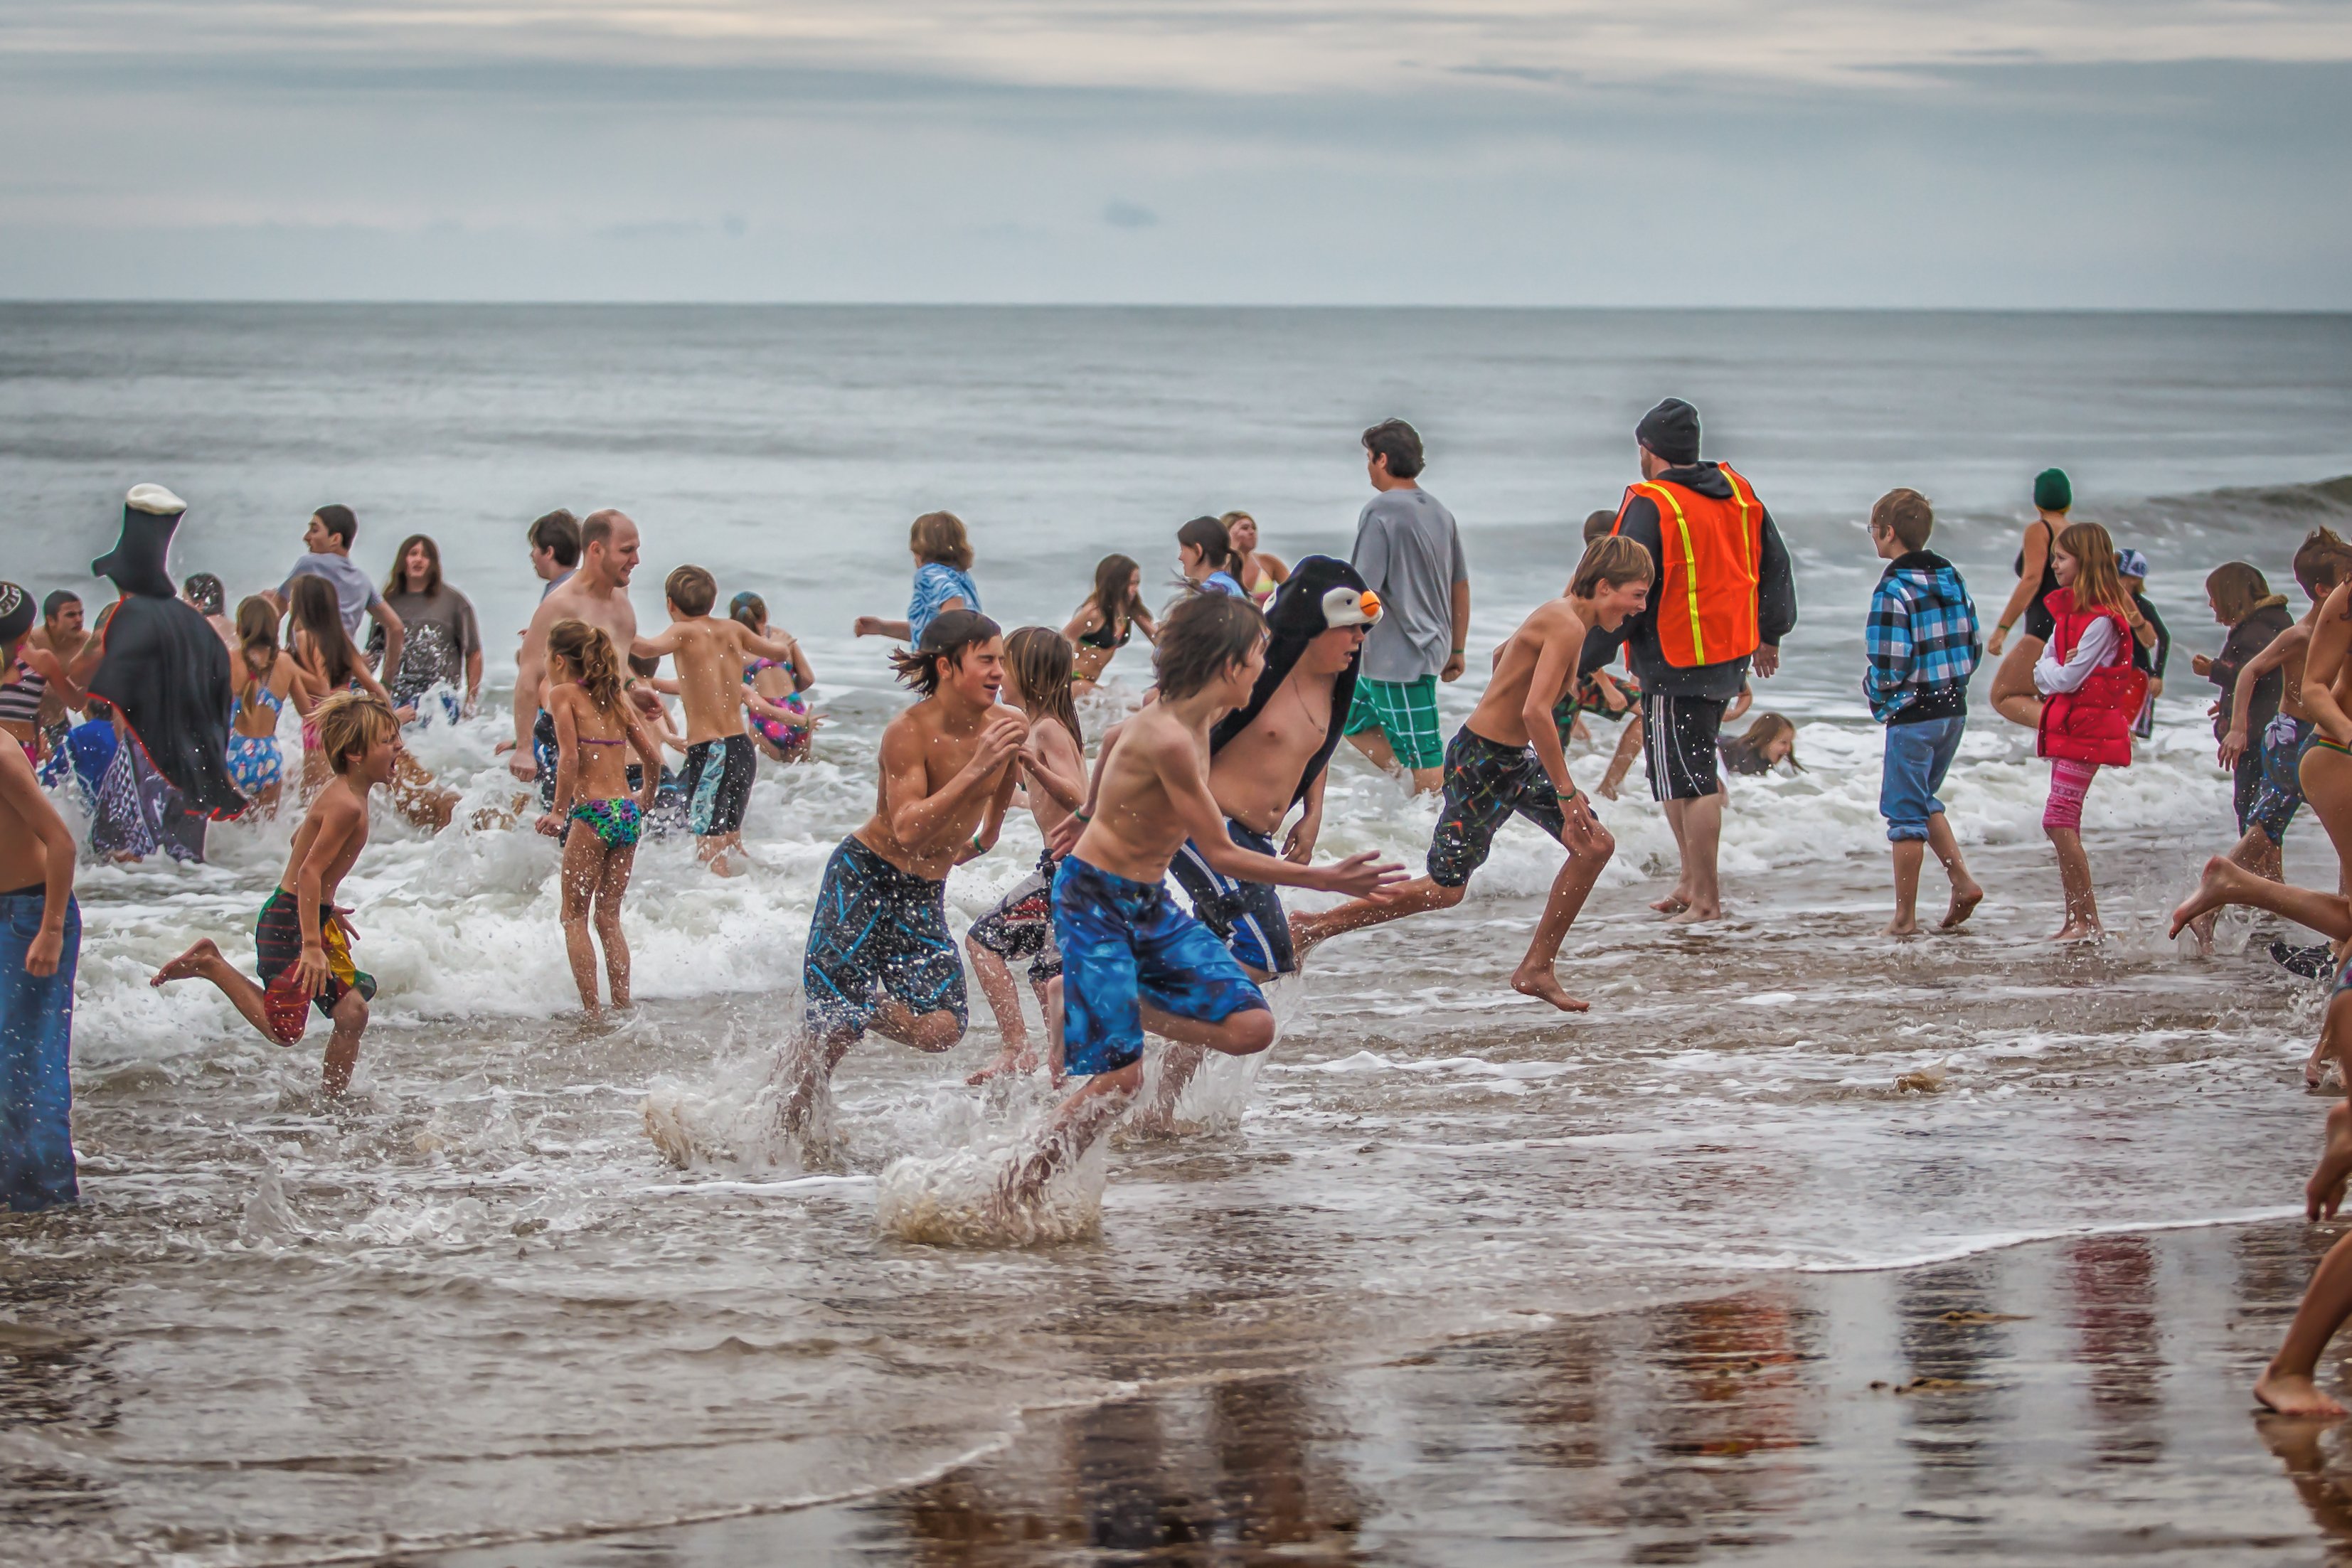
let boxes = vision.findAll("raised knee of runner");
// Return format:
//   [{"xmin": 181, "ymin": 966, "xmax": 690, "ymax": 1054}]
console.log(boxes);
[
  {"xmin": 333, "ymin": 990, "xmax": 369, "ymax": 1030},
  {"xmin": 1218, "ymin": 1006, "xmax": 1277, "ymax": 1055},
  {"xmin": 905, "ymin": 1009, "xmax": 968, "ymax": 1052}
]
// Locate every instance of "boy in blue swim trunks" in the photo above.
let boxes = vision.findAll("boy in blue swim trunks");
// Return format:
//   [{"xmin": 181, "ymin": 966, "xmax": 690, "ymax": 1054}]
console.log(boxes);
[
  {"xmin": 783, "ymin": 610, "xmax": 1028, "ymax": 1136},
  {"xmin": 1292, "ymin": 535, "xmax": 1653, "ymax": 1012},
  {"xmin": 1004, "ymin": 594, "xmax": 1406, "ymax": 1198}
]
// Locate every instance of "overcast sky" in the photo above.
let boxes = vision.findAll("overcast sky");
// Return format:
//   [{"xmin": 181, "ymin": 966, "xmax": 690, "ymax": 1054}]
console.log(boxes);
[{"xmin": 4, "ymin": 1, "xmax": 2348, "ymax": 306}]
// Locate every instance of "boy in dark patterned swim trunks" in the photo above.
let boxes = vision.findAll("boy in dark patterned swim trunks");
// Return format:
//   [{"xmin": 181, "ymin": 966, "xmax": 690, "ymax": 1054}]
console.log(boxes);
[
  {"xmin": 149, "ymin": 690, "xmax": 398, "ymax": 1096},
  {"xmin": 999, "ymin": 594, "xmax": 1405, "ymax": 1202},
  {"xmin": 782, "ymin": 611, "xmax": 1029, "ymax": 1136},
  {"xmin": 1292, "ymin": 535, "xmax": 1654, "ymax": 1012}
]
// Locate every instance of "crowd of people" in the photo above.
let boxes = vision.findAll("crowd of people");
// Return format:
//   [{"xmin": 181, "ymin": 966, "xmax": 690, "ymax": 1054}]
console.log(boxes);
[{"xmin": 6, "ymin": 400, "xmax": 2352, "ymax": 1417}]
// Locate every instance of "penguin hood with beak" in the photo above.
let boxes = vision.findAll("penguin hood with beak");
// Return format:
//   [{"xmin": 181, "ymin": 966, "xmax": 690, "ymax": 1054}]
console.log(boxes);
[
  {"xmin": 1210, "ymin": 555, "xmax": 1378, "ymax": 807},
  {"xmin": 84, "ymin": 484, "xmax": 245, "ymax": 817}
]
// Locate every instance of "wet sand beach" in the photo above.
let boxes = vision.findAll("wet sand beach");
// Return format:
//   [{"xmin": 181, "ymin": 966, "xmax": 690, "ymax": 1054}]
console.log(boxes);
[{"xmin": 444, "ymin": 1219, "xmax": 2351, "ymax": 1568}]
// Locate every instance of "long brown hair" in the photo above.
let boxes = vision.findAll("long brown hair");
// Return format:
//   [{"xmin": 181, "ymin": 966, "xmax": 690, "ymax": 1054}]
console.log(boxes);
[
  {"xmin": 1086, "ymin": 554, "xmax": 1142, "ymax": 637},
  {"xmin": 1005, "ymin": 626, "xmax": 1082, "ymax": 752},
  {"xmin": 1176, "ymin": 516, "xmax": 1244, "ymax": 584},
  {"xmin": 2055, "ymin": 522, "xmax": 2131, "ymax": 616},
  {"xmin": 235, "ymin": 594, "xmax": 280, "ymax": 705},
  {"xmin": 547, "ymin": 619, "xmax": 624, "ymax": 713},
  {"xmin": 289, "ymin": 575, "xmax": 364, "ymax": 688},
  {"xmin": 1719, "ymin": 713, "xmax": 1802, "ymax": 776},
  {"xmin": 2205, "ymin": 560, "xmax": 2277, "ymax": 625},
  {"xmin": 384, "ymin": 533, "xmax": 442, "ymax": 597}
]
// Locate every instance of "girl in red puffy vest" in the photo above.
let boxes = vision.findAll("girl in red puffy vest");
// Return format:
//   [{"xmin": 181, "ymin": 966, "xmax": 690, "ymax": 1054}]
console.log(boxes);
[{"xmin": 2031, "ymin": 521, "xmax": 2148, "ymax": 940}]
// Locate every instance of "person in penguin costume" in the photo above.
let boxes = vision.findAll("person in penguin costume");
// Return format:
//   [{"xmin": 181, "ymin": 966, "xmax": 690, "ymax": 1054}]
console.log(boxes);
[{"xmin": 73, "ymin": 484, "xmax": 245, "ymax": 818}]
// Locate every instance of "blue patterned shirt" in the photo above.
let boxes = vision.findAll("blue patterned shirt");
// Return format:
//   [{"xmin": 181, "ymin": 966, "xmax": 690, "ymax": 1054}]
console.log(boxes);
[
  {"xmin": 908, "ymin": 562, "xmax": 981, "ymax": 644},
  {"xmin": 1865, "ymin": 550, "xmax": 1981, "ymax": 725}
]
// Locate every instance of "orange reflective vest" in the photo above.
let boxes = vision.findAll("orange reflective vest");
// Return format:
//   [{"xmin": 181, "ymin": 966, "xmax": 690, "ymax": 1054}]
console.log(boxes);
[{"xmin": 1612, "ymin": 464, "xmax": 1764, "ymax": 669}]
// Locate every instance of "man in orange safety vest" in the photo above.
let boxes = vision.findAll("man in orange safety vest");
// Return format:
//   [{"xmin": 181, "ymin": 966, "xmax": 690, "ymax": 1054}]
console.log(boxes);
[{"xmin": 1607, "ymin": 397, "xmax": 1798, "ymax": 923}]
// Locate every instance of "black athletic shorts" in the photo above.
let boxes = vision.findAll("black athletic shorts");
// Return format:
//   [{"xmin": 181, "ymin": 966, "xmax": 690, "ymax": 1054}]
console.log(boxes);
[
  {"xmin": 1427, "ymin": 727, "xmax": 1571, "ymax": 890},
  {"xmin": 1641, "ymin": 692, "xmax": 1726, "ymax": 801},
  {"xmin": 681, "ymin": 734, "xmax": 755, "ymax": 836}
]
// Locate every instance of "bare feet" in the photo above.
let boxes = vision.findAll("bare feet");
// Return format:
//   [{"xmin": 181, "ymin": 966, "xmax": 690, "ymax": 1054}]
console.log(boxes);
[
  {"xmin": 1939, "ymin": 878, "xmax": 1984, "ymax": 930},
  {"xmin": 707, "ymin": 853, "xmax": 748, "ymax": 879},
  {"xmin": 966, "ymin": 1046, "xmax": 1038, "ymax": 1086},
  {"xmin": 1649, "ymin": 890, "xmax": 1691, "ymax": 915},
  {"xmin": 1666, "ymin": 901, "xmax": 1721, "ymax": 926},
  {"xmin": 1883, "ymin": 916, "xmax": 1920, "ymax": 937},
  {"xmin": 2169, "ymin": 855, "xmax": 2246, "ymax": 941},
  {"xmin": 2255, "ymin": 1368, "xmax": 2348, "ymax": 1419},
  {"xmin": 1510, "ymin": 964, "xmax": 1590, "ymax": 1013},
  {"xmin": 2306, "ymin": 1040, "xmax": 2338, "ymax": 1090},
  {"xmin": 1288, "ymin": 914, "xmax": 1334, "ymax": 963},
  {"xmin": 2051, "ymin": 919, "xmax": 2103, "ymax": 943},
  {"xmin": 150, "ymin": 939, "xmax": 223, "ymax": 986}
]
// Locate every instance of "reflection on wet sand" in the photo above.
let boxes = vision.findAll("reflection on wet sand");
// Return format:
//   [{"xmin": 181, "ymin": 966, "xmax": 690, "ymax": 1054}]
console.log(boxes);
[{"xmin": 0, "ymin": 1244, "xmax": 117, "ymax": 1535}]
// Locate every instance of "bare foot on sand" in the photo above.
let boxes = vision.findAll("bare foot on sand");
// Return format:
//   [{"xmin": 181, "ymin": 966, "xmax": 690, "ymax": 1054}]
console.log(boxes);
[
  {"xmin": 150, "ymin": 939, "xmax": 223, "ymax": 985},
  {"xmin": 1939, "ymin": 879, "xmax": 1984, "ymax": 930},
  {"xmin": 2169, "ymin": 855, "xmax": 2246, "ymax": 941},
  {"xmin": 2255, "ymin": 1369, "xmax": 2348, "ymax": 1419},
  {"xmin": 1883, "ymin": 916, "xmax": 1920, "ymax": 937},
  {"xmin": 1650, "ymin": 890, "xmax": 1691, "ymax": 915},
  {"xmin": 1666, "ymin": 901, "xmax": 1721, "ymax": 926},
  {"xmin": 1510, "ymin": 964, "xmax": 1590, "ymax": 1013},
  {"xmin": 2306, "ymin": 1040, "xmax": 2338, "ymax": 1090},
  {"xmin": 966, "ymin": 1046, "xmax": 1038, "ymax": 1086},
  {"xmin": 2051, "ymin": 919, "xmax": 2103, "ymax": 943},
  {"xmin": 1288, "ymin": 915, "xmax": 1335, "ymax": 964}
]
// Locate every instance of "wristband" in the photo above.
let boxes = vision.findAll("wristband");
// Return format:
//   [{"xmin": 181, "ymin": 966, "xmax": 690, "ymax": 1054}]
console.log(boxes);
[
  {"xmin": 1451, "ymin": 646, "xmax": 1467, "ymax": 655},
  {"xmin": 1073, "ymin": 808, "xmax": 1092, "ymax": 824},
  {"xmin": 1996, "ymin": 621, "xmax": 2014, "ymax": 633},
  {"xmin": 970, "ymin": 835, "xmax": 986, "ymax": 855}
]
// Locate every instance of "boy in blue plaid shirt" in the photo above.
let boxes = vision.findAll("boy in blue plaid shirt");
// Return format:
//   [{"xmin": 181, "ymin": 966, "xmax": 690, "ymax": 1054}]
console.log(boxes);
[{"xmin": 1865, "ymin": 489, "xmax": 1987, "ymax": 934}]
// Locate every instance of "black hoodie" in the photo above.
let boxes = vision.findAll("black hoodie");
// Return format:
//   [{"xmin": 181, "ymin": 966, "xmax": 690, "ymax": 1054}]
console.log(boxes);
[
  {"xmin": 1209, "ymin": 555, "xmax": 1366, "ymax": 808},
  {"xmin": 1609, "ymin": 462, "xmax": 1799, "ymax": 700},
  {"xmin": 86, "ymin": 497, "xmax": 244, "ymax": 818}
]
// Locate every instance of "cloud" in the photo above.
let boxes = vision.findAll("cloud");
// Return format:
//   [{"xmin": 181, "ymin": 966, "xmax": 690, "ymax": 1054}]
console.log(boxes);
[{"xmin": 1101, "ymin": 199, "xmax": 1156, "ymax": 230}]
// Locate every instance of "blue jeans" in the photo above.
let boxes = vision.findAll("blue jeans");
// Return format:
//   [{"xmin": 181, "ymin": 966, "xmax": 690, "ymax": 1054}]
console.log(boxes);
[
  {"xmin": 1, "ymin": 890, "xmax": 80, "ymax": 1212},
  {"xmin": 1880, "ymin": 715, "xmax": 1966, "ymax": 843}
]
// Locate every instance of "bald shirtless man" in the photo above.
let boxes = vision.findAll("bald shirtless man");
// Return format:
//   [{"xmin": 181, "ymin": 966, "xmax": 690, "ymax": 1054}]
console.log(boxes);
[
  {"xmin": 1291, "ymin": 535, "xmax": 1654, "ymax": 1011},
  {"xmin": 509, "ymin": 510, "xmax": 642, "ymax": 807}
]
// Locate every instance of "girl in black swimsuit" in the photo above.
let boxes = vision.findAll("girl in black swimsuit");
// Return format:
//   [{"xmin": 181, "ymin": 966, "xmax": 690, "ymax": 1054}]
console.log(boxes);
[
  {"xmin": 1986, "ymin": 468, "xmax": 2072, "ymax": 730},
  {"xmin": 1063, "ymin": 554, "xmax": 1156, "ymax": 693}
]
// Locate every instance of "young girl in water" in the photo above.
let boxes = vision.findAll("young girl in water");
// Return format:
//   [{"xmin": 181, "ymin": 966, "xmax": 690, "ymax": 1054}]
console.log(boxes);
[
  {"xmin": 228, "ymin": 595, "xmax": 309, "ymax": 817},
  {"xmin": 1222, "ymin": 511, "xmax": 1289, "ymax": 605},
  {"xmin": 965, "ymin": 626, "xmax": 1089, "ymax": 1084},
  {"xmin": 2033, "ymin": 522, "xmax": 2144, "ymax": 942},
  {"xmin": 1176, "ymin": 516, "xmax": 1248, "ymax": 597},
  {"xmin": 1718, "ymin": 713, "xmax": 1802, "ymax": 777},
  {"xmin": 1062, "ymin": 554, "xmax": 1156, "ymax": 693},
  {"xmin": 536, "ymin": 620, "xmax": 662, "ymax": 1019},
  {"xmin": 728, "ymin": 592, "xmax": 818, "ymax": 764}
]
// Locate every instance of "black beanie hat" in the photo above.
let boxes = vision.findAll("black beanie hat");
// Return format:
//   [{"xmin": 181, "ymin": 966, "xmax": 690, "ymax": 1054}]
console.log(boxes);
[
  {"xmin": 0, "ymin": 582, "xmax": 34, "ymax": 648},
  {"xmin": 1635, "ymin": 398, "xmax": 1701, "ymax": 466}
]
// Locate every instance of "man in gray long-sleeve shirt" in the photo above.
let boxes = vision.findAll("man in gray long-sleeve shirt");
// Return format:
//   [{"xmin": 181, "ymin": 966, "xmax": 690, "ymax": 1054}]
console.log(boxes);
[
  {"xmin": 1343, "ymin": 418, "xmax": 1469, "ymax": 795},
  {"xmin": 1608, "ymin": 397, "xmax": 1798, "ymax": 922}
]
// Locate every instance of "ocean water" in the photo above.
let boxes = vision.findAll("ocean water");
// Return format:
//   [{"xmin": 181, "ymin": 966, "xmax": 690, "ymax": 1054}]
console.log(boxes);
[{"xmin": 4, "ymin": 305, "xmax": 2351, "ymax": 1564}]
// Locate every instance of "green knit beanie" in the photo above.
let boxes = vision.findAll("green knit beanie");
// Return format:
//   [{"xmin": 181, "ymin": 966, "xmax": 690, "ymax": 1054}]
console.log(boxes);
[{"xmin": 2034, "ymin": 467, "xmax": 2072, "ymax": 512}]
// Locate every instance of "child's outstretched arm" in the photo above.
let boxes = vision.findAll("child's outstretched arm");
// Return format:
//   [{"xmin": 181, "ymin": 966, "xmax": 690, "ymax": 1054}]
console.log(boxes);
[
  {"xmin": 733, "ymin": 624, "xmax": 801, "ymax": 666},
  {"xmin": 2223, "ymin": 626, "xmax": 2309, "ymax": 764},
  {"xmin": 631, "ymin": 626, "xmax": 684, "ymax": 661},
  {"xmin": 1155, "ymin": 727, "xmax": 1405, "ymax": 898}
]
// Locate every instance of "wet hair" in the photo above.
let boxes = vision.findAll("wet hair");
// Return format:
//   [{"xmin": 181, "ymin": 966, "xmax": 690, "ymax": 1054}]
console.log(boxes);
[
  {"xmin": 1720, "ymin": 713, "xmax": 1802, "ymax": 777},
  {"xmin": 1582, "ymin": 509, "xmax": 1619, "ymax": 543},
  {"xmin": 181, "ymin": 572, "xmax": 225, "ymax": 617},
  {"xmin": 547, "ymin": 618, "xmax": 624, "ymax": 712},
  {"xmin": 2203, "ymin": 560, "xmax": 2274, "ymax": 626},
  {"xmin": 890, "ymin": 609, "xmax": 1002, "ymax": 697},
  {"xmin": 1362, "ymin": 417, "xmax": 1425, "ymax": 480},
  {"xmin": 1871, "ymin": 488, "xmax": 1934, "ymax": 553},
  {"xmin": 312, "ymin": 503, "xmax": 358, "ymax": 547},
  {"xmin": 1570, "ymin": 535, "xmax": 1655, "ymax": 599},
  {"xmin": 2056, "ymin": 523, "xmax": 2132, "ymax": 617},
  {"xmin": 234, "ymin": 594, "xmax": 280, "ymax": 703},
  {"xmin": 1176, "ymin": 516, "xmax": 1245, "ymax": 585},
  {"xmin": 314, "ymin": 688, "xmax": 398, "ymax": 775},
  {"xmin": 627, "ymin": 652, "xmax": 659, "ymax": 679},
  {"xmin": 1005, "ymin": 626, "xmax": 1082, "ymax": 753},
  {"xmin": 2294, "ymin": 528, "xmax": 2352, "ymax": 597},
  {"xmin": 1154, "ymin": 592, "xmax": 1267, "ymax": 701},
  {"xmin": 289, "ymin": 574, "xmax": 366, "ymax": 689},
  {"xmin": 910, "ymin": 511, "xmax": 974, "ymax": 570},
  {"xmin": 728, "ymin": 591, "xmax": 767, "ymax": 633},
  {"xmin": 528, "ymin": 508, "xmax": 581, "ymax": 568},
  {"xmin": 665, "ymin": 564, "xmax": 717, "ymax": 618},
  {"xmin": 383, "ymin": 533, "xmax": 442, "ymax": 597},
  {"xmin": 41, "ymin": 589, "xmax": 80, "ymax": 623},
  {"xmin": 1086, "ymin": 553, "xmax": 1144, "ymax": 636}
]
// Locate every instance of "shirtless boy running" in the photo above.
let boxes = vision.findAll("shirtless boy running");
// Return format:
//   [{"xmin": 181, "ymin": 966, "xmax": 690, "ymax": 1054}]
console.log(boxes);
[
  {"xmin": 151, "ymin": 690, "xmax": 400, "ymax": 1096},
  {"xmin": 1001, "ymin": 594, "xmax": 1405, "ymax": 1200},
  {"xmin": 1292, "ymin": 535, "xmax": 1655, "ymax": 1011},
  {"xmin": 632, "ymin": 565, "xmax": 800, "ymax": 876},
  {"xmin": 786, "ymin": 611, "xmax": 1028, "ymax": 1134}
]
